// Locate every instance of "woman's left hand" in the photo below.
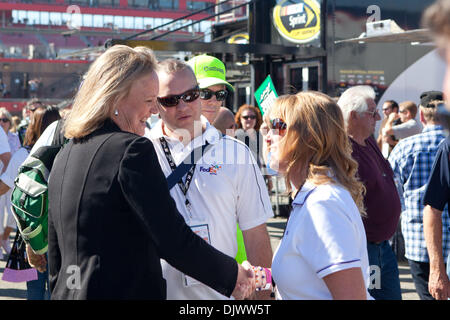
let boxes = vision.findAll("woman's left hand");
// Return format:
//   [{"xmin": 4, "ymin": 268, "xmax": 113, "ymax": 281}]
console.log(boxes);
[{"xmin": 26, "ymin": 244, "xmax": 47, "ymax": 273}]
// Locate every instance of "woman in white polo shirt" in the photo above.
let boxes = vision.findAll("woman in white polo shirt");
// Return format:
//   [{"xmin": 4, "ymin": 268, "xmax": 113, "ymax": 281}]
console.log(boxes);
[{"xmin": 267, "ymin": 91, "xmax": 373, "ymax": 300}]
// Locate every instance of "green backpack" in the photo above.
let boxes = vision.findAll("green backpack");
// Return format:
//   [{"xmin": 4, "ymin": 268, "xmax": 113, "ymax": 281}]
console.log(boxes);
[{"xmin": 11, "ymin": 120, "xmax": 66, "ymax": 255}]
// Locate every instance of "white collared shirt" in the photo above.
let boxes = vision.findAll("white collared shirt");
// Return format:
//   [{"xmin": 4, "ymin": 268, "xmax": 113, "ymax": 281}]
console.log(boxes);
[
  {"xmin": 146, "ymin": 116, "xmax": 273, "ymax": 300},
  {"xmin": 272, "ymin": 181, "xmax": 373, "ymax": 300},
  {"xmin": 0, "ymin": 128, "xmax": 10, "ymax": 173}
]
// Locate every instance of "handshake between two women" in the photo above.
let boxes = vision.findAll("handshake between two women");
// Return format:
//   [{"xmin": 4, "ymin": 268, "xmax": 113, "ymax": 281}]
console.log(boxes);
[{"xmin": 231, "ymin": 261, "xmax": 273, "ymax": 300}]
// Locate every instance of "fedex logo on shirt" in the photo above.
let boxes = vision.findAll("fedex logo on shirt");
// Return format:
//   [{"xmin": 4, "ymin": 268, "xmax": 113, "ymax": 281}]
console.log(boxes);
[{"xmin": 199, "ymin": 164, "xmax": 222, "ymax": 175}]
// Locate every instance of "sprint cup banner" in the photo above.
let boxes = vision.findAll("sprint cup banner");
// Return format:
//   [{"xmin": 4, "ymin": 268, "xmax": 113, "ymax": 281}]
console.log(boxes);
[
  {"xmin": 254, "ymin": 75, "xmax": 278, "ymax": 116},
  {"xmin": 273, "ymin": 0, "xmax": 321, "ymax": 44}
]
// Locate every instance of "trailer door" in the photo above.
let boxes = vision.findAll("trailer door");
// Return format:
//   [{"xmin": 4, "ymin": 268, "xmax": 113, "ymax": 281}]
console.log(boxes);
[{"xmin": 283, "ymin": 61, "xmax": 322, "ymax": 92}]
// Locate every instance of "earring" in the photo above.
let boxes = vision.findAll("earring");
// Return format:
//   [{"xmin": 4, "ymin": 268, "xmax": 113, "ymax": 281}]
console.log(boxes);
[{"xmin": 114, "ymin": 109, "xmax": 119, "ymax": 116}]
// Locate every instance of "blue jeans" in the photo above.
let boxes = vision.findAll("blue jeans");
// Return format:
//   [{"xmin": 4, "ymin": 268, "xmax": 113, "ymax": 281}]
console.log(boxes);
[
  {"xmin": 27, "ymin": 264, "xmax": 50, "ymax": 300},
  {"xmin": 367, "ymin": 240, "xmax": 402, "ymax": 300},
  {"xmin": 447, "ymin": 254, "xmax": 450, "ymax": 279},
  {"xmin": 407, "ymin": 260, "xmax": 434, "ymax": 300}
]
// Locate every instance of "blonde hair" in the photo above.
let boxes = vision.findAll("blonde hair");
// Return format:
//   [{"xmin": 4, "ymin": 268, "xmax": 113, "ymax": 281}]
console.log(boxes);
[
  {"xmin": 0, "ymin": 107, "xmax": 12, "ymax": 123},
  {"xmin": 65, "ymin": 45, "xmax": 158, "ymax": 139},
  {"xmin": 421, "ymin": 100, "xmax": 444, "ymax": 122},
  {"xmin": 400, "ymin": 100, "xmax": 418, "ymax": 118},
  {"xmin": 270, "ymin": 91, "xmax": 366, "ymax": 215}
]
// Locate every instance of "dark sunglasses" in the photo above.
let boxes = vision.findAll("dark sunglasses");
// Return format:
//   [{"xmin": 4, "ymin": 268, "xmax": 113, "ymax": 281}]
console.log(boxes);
[
  {"xmin": 242, "ymin": 115, "xmax": 256, "ymax": 120},
  {"xmin": 269, "ymin": 118, "xmax": 287, "ymax": 133},
  {"xmin": 199, "ymin": 88, "xmax": 228, "ymax": 101},
  {"xmin": 0, "ymin": 118, "xmax": 9, "ymax": 123},
  {"xmin": 157, "ymin": 86, "xmax": 200, "ymax": 107}
]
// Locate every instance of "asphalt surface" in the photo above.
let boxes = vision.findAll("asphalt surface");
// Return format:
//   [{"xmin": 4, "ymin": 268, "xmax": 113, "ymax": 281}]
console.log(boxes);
[{"xmin": 0, "ymin": 216, "xmax": 419, "ymax": 300}]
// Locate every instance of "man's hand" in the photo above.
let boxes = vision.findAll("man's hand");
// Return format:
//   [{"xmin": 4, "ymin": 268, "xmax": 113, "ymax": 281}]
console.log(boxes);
[
  {"xmin": 231, "ymin": 261, "xmax": 255, "ymax": 300},
  {"xmin": 423, "ymin": 205, "xmax": 449, "ymax": 300},
  {"xmin": 25, "ymin": 244, "xmax": 47, "ymax": 273},
  {"xmin": 428, "ymin": 270, "xmax": 450, "ymax": 300},
  {"xmin": 387, "ymin": 111, "xmax": 400, "ymax": 124}
]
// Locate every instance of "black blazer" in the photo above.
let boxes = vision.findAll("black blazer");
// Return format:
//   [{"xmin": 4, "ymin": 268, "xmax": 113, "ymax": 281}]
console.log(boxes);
[{"xmin": 48, "ymin": 120, "xmax": 237, "ymax": 299}]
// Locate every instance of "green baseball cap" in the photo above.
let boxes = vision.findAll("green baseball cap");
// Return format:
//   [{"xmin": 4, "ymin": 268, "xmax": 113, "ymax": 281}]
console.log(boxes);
[{"xmin": 187, "ymin": 54, "xmax": 234, "ymax": 92}]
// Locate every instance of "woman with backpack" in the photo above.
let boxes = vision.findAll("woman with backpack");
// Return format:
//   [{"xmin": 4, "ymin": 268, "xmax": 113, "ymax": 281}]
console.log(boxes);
[
  {"xmin": 45, "ymin": 45, "xmax": 256, "ymax": 300},
  {"xmin": 0, "ymin": 106, "xmax": 61, "ymax": 300}
]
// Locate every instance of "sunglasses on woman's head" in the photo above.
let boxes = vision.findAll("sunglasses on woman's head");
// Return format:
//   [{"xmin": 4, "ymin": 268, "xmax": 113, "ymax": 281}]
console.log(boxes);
[
  {"xmin": 242, "ymin": 115, "xmax": 256, "ymax": 120},
  {"xmin": 199, "ymin": 88, "xmax": 228, "ymax": 101},
  {"xmin": 157, "ymin": 86, "xmax": 200, "ymax": 107},
  {"xmin": 270, "ymin": 118, "xmax": 287, "ymax": 134}
]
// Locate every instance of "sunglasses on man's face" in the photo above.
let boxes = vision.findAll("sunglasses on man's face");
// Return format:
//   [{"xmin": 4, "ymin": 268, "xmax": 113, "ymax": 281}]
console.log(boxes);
[
  {"xmin": 269, "ymin": 118, "xmax": 287, "ymax": 134},
  {"xmin": 0, "ymin": 118, "xmax": 9, "ymax": 123},
  {"xmin": 199, "ymin": 88, "xmax": 228, "ymax": 101},
  {"xmin": 157, "ymin": 86, "xmax": 200, "ymax": 108},
  {"xmin": 242, "ymin": 115, "xmax": 256, "ymax": 120}
]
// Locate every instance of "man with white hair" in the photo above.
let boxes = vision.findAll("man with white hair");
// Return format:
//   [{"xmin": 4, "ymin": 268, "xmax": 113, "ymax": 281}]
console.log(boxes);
[{"xmin": 337, "ymin": 85, "xmax": 402, "ymax": 300}]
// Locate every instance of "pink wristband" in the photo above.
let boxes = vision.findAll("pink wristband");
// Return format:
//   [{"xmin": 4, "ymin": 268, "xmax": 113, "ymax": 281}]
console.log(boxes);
[{"xmin": 263, "ymin": 268, "xmax": 272, "ymax": 290}]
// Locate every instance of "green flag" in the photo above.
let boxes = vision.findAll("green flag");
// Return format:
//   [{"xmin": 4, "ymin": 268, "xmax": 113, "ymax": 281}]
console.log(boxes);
[{"xmin": 254, "ymin": 75, "xmax": 278, "ymax": 116}]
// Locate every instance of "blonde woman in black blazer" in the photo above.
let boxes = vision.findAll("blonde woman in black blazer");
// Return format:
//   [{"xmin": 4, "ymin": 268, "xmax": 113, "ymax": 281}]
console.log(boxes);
[{"xmin": 46, "ymin": 45, "xmax": 254, "ymax": 299}]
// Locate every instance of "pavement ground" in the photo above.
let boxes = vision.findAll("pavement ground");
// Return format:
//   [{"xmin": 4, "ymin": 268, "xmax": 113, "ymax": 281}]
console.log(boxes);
[{"xmin": 0, "ymin": 216, "xmax": 420, "ymax": 300}]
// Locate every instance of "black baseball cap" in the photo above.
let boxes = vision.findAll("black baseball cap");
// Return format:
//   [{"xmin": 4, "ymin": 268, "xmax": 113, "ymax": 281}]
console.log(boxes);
[{"xmin": 420, "ymin": 91, "xmax": 443, "ymax": 108}]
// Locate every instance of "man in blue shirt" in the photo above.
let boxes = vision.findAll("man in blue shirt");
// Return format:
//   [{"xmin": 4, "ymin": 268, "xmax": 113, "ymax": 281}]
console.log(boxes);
[{"xmin": 389, "ymin": 91, "xmax": 449, "ymax": 300}]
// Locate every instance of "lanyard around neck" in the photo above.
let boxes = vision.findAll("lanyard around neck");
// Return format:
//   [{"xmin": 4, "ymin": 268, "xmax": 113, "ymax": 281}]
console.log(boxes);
[{"xmin": 159, "ymin": 137, "xmax": 197, "ymax": 197}]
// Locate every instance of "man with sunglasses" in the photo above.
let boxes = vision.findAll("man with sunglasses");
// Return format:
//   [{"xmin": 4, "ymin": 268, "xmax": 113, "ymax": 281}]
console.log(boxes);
[
  {"xmin": 146, "ymin": 59, "xmax": 273, "ymax": 300},
  {"xmin": 382, "ymin": 101, "xmax": 422, "ymax": 143},
  {"xmin": 187, "ymin": 54, "xmax": 233, "ymax": 124},
  {"xmin": 377, "ymin": 100, "xmax": 400, "ymax": 158}
]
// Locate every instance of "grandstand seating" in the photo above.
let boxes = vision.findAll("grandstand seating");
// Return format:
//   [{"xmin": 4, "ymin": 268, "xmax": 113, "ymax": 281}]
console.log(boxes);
[
  {"xmin": 84, "ymin": 35, "xmax": 110, "ymax": 47},
  {"xmin": 0, "ymin": 0, "xmax": 215, "ymax": 100},
  {"xmin": 0, "ymin": 33, "xmax": 42, "ymax": 47},
  {"xmin": 41, "ymin": 34, "xmax": 86, "ymax": 49}
]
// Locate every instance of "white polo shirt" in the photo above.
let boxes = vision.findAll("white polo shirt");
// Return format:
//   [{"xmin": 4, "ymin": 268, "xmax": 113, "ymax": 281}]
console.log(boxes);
[
  {"xmin": 146, "ymin": 117, "xmax": 273, "ymax": 300},
  {"xmin": 391, "ymin": 118, "xmax": 422, "ymax": 140},
  {"xmin": 272, "ymin": 181, "xmax": 373, "ymax": 300},
  {"xmin": 0, "ymin": 128, "xmax": 11, "ymax": 173},
  {"xmin": 0, "ymin": 147, "xmax": 29, "ymax": 231}
]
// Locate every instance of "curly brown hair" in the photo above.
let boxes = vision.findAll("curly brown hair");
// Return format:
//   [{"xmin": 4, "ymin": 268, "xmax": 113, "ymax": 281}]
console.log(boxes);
[
  {"xmin": 235, "ymin": 104, "xmax": 262, "ymax": 130},
  {"xmin": 269, "ymin": 91, "xmax": 366, "ymax": 216}
]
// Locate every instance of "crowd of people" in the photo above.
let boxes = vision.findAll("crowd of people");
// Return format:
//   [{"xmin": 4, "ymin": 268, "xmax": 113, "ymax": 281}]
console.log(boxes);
[{"xmin": 0, "ymin": 0, "xmax": 449, "ymax": 300}]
